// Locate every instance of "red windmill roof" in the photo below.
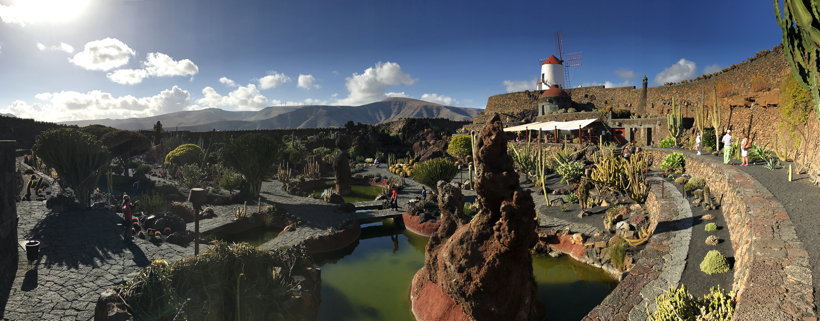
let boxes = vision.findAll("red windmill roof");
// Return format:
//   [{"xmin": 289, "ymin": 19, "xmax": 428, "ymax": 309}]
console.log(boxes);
[
  {"xmin": 541, "ymin": 55, "xmax": 563, "ymax": 65},
  {"xmin": 540, "ymin": 85, "xmax": 568, "ymax": 98}
]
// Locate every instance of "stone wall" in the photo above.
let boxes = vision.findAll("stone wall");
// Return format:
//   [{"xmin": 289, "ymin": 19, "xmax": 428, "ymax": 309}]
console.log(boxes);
[
  {"xmin": 0, "ymin": 141, "xmax": 18, "ymax": 319},
  {"xmin": 645, "ymin": 148, "xmax": 816, "ymax": 320}
]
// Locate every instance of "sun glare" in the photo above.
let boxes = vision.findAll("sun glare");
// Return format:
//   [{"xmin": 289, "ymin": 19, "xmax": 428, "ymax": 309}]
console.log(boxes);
[{"xmin": 1, "ymin": 0, "xmax": 92, "ymax": 25}]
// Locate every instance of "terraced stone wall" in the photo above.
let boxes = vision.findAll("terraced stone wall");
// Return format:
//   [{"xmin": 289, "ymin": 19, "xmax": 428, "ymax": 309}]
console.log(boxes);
[{"xmin": 645, "ymin": 148, "xmax": 816, "ymax": 320}]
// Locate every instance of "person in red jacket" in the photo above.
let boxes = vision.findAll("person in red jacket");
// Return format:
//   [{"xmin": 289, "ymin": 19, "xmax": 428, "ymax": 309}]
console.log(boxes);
[
  {"xmin": 122, "ymin": 194, "xmax": 134, "ymax": 240},
  {"xmin": 390, "ymin": 187, "xmax": 399, "ymax": 211}
]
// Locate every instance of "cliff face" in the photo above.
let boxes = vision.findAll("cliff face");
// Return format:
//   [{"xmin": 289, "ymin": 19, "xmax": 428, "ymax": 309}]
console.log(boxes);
[{"xmin": 411, "ymin": 114, "xmax": 543, "ymax": 321}]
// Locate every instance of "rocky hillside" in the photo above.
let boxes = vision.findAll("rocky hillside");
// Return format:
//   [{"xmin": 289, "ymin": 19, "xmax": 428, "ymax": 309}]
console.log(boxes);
[{"xmin": 63, "ymin": 98, "xmax": 482, "ymax": 130}]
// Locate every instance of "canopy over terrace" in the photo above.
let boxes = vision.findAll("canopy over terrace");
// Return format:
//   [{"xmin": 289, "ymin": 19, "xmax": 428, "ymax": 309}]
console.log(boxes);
[{"xmin": 503, "ymin": 118, "xmax": 599, "ymax": 132}]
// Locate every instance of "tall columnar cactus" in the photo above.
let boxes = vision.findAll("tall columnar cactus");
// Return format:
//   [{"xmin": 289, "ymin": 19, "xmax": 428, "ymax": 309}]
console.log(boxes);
[
  {"xmin": 711, "ymin": 86, "xmax": 722, "ymax": 152},
  {"xmin": 774, "ymin": 0, "xmax": 820, "ymax": 117},
  {"xmin": 695, "ymin": 103, "xmax": 707, "ymax": 135},
  {"xmin": 667, "ymin": 97, "xmax": 683, "ymax": 145}
]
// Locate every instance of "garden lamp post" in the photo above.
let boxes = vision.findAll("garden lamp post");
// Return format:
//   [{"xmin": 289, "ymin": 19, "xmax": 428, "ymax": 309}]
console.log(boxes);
[{"xmin": 188, "ymin": 188, "xmax": 207, "ymax": 255}]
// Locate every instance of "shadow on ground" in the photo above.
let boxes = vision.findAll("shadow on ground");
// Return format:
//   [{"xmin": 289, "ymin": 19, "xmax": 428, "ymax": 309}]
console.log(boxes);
[{"xmin": 24, "ymin": 210, "xmax": 148, "ymax": 269}]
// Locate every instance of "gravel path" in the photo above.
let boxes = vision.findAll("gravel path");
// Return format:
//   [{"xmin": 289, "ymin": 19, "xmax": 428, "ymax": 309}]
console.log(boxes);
[{"xmin": 735, "ymin": 162, "xmax": 820, "ymax": 313}]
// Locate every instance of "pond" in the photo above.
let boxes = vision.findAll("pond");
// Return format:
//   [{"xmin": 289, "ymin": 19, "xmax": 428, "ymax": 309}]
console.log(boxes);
[
  {"xmin": 310, "ymin": 180, "xmax": 385, "ymax": 203},
  {"xmin": 315, "ymin": 219, "xmax": 618, "ymax": 321},
  {"xmin": 210, "ymin": 226, "xmax": 280, "ymax": 247}
]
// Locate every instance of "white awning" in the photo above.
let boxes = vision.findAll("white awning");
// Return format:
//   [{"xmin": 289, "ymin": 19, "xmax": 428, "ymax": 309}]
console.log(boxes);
[{"xmin": 504, "ymin": 118, "xmax": 599, "ymax": 132}]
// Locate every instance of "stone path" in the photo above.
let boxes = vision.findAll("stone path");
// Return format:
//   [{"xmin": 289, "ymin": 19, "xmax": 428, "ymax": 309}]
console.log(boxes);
[
  {"xmin": 1, "ymin": 200, "xmax": 194, "ymax": 321},
  {"xmin": 628, "ymin": 177, "xmax": 692, "ymax": 321},
  {"xmin": 584, "ymin": 176, "xmax": 693, "ymax": 321}
]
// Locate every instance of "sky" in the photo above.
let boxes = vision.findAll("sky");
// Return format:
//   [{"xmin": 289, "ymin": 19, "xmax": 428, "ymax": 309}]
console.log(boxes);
[{"xmin": 0, "ymin": 0, "xmax": 785, "ymax": 122}]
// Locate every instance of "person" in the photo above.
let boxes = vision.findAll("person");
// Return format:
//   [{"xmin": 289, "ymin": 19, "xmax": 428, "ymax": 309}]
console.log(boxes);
[
  {"xmin": 740, "ymin": 133, "xmax": 751, "ymax": 166},
  {"xmin": 721, "ymin": 129, "xmax": 733, "ymax": 164},
  {"xmin": 121, "ymin": 194, "xmax": 135, "ymax": 240},
  {"xmin": 420, "ymin": 186, "xmax": 427, "ymax": 200},
  {"xmin": 622, "ymin": 146, "xmax": 632, "ymax": 159},
  {"xmin": 695, "ymin": 131, "xmax": 703, "ymax": 155},
  {"xmin": 373, "ymin": 158, "xmax": 380, "ymax": 167},
  {"xmin": 24, "ymin": 174, "xmax": 37, "ymax": 201},
  {"xmin": 390, "ymin": 187, "xmax": 399, "ymax": 211}
]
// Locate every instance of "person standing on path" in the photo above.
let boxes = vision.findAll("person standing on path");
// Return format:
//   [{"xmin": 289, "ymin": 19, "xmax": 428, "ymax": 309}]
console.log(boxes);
[
  {"xmin": 722, "ymin": 129, "xmax": 733, "ymax": 164},
  {"xmin": 740, "ymin": 133, "xmax": 751, "ymax": 166},
  {"xmin": 420, "ymin": 186, "xmax": 427, "ymax": 200},
  {"xmin": 696, "ymin": 131, "xmax": 702, "ymax": 155},
  {"xmin": 390, "ymin": 187, "xmax": 399, "ymax": 211},
  {"xmin": 121, "ymin": 194, "xmax": 135, "ymax": 240}
]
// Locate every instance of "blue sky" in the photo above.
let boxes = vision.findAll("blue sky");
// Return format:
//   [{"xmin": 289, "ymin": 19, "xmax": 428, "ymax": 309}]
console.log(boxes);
[{"xmin": 0, "ymin": 0, "xmax": 783, "ymax": 122}]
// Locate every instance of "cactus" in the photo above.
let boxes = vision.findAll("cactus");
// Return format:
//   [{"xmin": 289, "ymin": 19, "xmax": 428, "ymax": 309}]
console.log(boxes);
[
  {"xmin": 774, "ymin": 0, "xmax": 820, "ymax": 117},
  {"xmin": 303, "ymin": 156, "xmax": 320, "ymax": 179},
  {"xmin": 695, "ymin": 91, "xmax": 708, "ymax": 135},
  {"xmin": 625, "ymin": 152, "xmax": 651, "ymax": 203},
  {"xmin": 667, "ymin": 97, "xmax": 683, "ymax": 145},
  {"xmin": 276, "ymin": 161, "xmax": 292, "ymax": 183},
  {"xmin": 711, "ymin": 86, "xmax": 722, "ymax": 153}
]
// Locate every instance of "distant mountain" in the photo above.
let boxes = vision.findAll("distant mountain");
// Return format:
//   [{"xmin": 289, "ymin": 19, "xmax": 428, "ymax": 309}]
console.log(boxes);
[
  {"xmin": 1, "ymin": 113, "xmax": 14, "ymax": 118},
  {"xmin": 62, "ymin": 98, "xmax": 482, "ymax": 131}
]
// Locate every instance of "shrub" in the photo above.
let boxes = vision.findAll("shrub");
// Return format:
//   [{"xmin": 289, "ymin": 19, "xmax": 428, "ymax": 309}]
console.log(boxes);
[
  {"xmin": 684, "ymin": 177, "xmax": 706, "ymax": 191},
  {"xmin": 657, "ymin": 137, "xmax": 676, "ymax": 148},
  {"xmin": 704, "ymin": 222, "xmax": 718, "ymax": 232},
  {"xmin": 33, "ymin": 128, "xmax": 112, "ymax": 207},
  {"xmin": 101, "ymin": 130, "xmax": 152, "ymax": 160},
  {"xmin": 555, "ymin": 161, "xmax": 585, "ymax": 185},
  {"xmin": 674, "ymin": 176, "xmax": 688, "ymax": 185},
  {"xmin": 223, "ymin": 134, "xmax": 281, "ymax": 198},
  {"xmin": 647, "ymin": 285, "xmax": 735, "ymax": 321},
  {"xmin": 179, "ymin": 163, "xmax": 207, "ymax": 189},
  {"xmin": 700, "ymin": 250, "xmax": 730, "ymax": 275},
  {"xmin": 135, "ymin": 164, "xmax": 152, "ymax": 177},
  {"xmin": 566, "ymin": 192, "xmax": 578, "ymax": 203},
  {"xmin": 660, "ymin": 152, "xmax": 685, "ymax": 170},
  {"xmin": 412, "ymin": 158, "xmax": 459, "ymax": 190},
  {"xmin": 447, "ymin": 135, "xmax": 472, "ymax": 161},
  {"xmin": 463, "ymin": 201, "xmax": 478, "ymax": 216},
  {"xmin": 705, "ymin": 235, "xmax": 719, "ymax": 246},
  {"xmin": 608, "ymin": 236, "xmax": 627, "ymax": 270},
  {"xmin": 219, "ymin": 169, "xmax": 244, "ymax": 194},
  {"xmin": 164, "ymin": 144, "xmax": 204, "ymax": 168},
  {"xmin": 135, "ymin": 192, "xmax": 168, "ymax": 215}
]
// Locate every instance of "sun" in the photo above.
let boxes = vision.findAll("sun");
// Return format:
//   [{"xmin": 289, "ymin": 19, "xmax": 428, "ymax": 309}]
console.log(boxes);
[{"xmin": 1, "ymin": 0, "xmax": 92, "ymax": 25}]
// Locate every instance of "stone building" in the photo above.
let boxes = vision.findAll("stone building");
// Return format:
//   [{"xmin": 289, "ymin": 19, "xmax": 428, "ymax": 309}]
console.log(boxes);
[{"xmin": 537, "ymin": 85, "xmax": 572, "ymax": 116}]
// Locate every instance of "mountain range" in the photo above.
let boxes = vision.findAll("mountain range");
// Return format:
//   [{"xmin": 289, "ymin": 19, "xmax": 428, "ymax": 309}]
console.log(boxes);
[{"xmin": 62, "ymin": 98, "xmax": 482, "ymax": 131}]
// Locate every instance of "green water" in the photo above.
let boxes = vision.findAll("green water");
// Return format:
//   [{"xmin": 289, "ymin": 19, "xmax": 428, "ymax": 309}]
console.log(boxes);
[
  {"xmin": 311, "ymin": 180, "xmax": 385, "ymax": 203},
  {"xmin": 214, "ymin": 226, "xmax": 280, "ymax": 247},
  {"xmin": 317, "ymin": 221, "xmax": 618, "ymax": 321}
]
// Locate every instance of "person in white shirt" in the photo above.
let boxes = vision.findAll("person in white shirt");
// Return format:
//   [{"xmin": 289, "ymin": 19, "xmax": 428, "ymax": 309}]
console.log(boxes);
[
  {"xmin": 740, "ymin": 133, "xmax": 751, "ymax": 166},
  {"xmin": 696, "ymin": 131, "xmax": 702, "ymax": 155},
  {"xmin": 721, "ymin": 129, "xmax": 733, "ymax": 164}
]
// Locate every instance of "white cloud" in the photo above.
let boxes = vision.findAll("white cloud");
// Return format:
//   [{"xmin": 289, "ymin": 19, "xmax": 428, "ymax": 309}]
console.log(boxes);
[
  {"xmin": 143, "ymin": 52, "xmax": 198, "ymax": 77},
  {"xmin": 420, "ymin": 93, "xmax": 457, "ymax": 105},
  {"xmin": 196, "ymin": 84, "xmax": 268, "ymax": 111},
  {"xmin": 69, "ymin": 38, "xmax": 135, "ymax": 71},
  {"xmin": 385, "ymin": 92, "xmax": 409, "ymax": 98},
  {"xmin": 580, "ymin": 80, "xmax": 633, "ymax": 88},
  {"xmin": 219, "ymin": 77, "xmax": 237, "ymax": 87},
  {"xmin": 106, "ymin": 69, "xmax": 149, "ymax": 85},
  {"xmin": 703, "ymin": 64, "xmax": 722, "ymax": 75},
  {"xmin": 105, "ymin": 52, "xmax": 199, "ymax": 85},
  {"xmin": 503, "ymin": 80, "xmax": 532, "ymax": 93},
  {"xmin": 37, "ymin": 42, "xmax": 74, "ymax": 53},
  {"xmin": 2, "ymin": 86, "xmax": 190, "ymax": 122},
  {"xmin": 615, "ymin": 68, "xmax": 636, "ymax": 79},
  {"xmin": 336, "ymin": 62, "xmax": 415, "ymax": 105},
  {"xmin": 259, "ymin": 72, "xmax": 290, "ymax": 90},
  {"xmin": 297, "ymin": 74, "xmax": 319, "ymax": 89},
  {"xmin": 0, "ymin": 0, "xmax": 91, "ymax": 26},
  {"xmin": 654, "ymin": 58, "xmax": 697, "ymax": 84}
]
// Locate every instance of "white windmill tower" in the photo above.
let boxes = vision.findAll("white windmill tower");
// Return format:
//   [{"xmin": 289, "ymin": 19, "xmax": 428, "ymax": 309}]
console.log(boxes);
[{"xmin": 537, "ymin": 31, "xmax": 582, "ymax": 90}]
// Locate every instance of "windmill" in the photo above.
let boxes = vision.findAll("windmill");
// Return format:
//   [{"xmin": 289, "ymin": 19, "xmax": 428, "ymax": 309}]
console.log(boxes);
[{"xmin": 537, "ymin": 31, "xmax": 583, "ymax": 89}]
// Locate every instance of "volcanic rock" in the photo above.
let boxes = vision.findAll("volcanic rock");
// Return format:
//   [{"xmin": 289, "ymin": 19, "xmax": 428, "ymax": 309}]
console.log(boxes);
[{"xmin": 410, "ymin": 114, "xmax": 544, "ymax": 321}]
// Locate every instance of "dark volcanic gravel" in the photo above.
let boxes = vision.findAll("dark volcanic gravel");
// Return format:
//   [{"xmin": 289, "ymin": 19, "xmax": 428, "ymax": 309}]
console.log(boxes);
[{"xmin": 671, "ymin": 181, "xmax": 734, "ymax": 297}]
